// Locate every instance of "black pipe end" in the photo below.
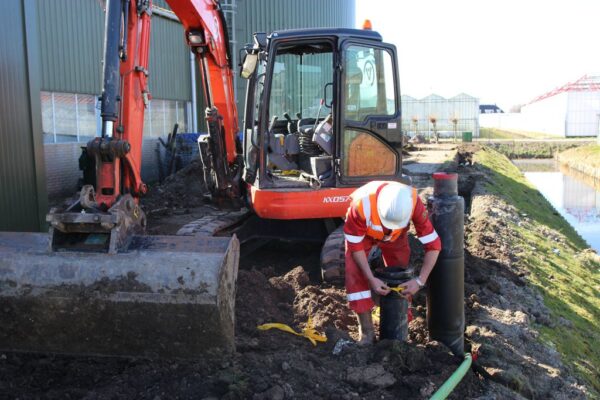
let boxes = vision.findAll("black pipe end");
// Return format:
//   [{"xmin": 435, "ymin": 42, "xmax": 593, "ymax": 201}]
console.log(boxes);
[
  {"xmin": 433, "ymin": 172, "xmax": 458, "ymax": 196},
  {"xmin": 374, "ymin": 266, "xmax": 414, "ymax": 287}
]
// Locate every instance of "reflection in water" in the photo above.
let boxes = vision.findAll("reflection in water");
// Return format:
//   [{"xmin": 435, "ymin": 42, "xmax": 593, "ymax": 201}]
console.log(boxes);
[{"xmin": 516, "ymin": 159, "xmax": 600, "ymax": 252}]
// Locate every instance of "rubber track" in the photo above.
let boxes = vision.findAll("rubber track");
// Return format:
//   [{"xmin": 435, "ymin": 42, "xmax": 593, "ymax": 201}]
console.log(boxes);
[
  {"xmin": 320, "ymin": 225, "xmax": 384, "ymax": 285},
  {"xmin": 320, "ymin": 225, "xmax": 345, "ymax": 284},
  {"xmin": 176, "ymin": 209, "xmax": 249, "ymax": 237}
]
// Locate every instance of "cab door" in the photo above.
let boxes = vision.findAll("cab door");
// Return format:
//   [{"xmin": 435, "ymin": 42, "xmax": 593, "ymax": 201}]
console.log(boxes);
[{"xmin": 336, "ymin": 41, "xmax": 403, "ymax": 186}]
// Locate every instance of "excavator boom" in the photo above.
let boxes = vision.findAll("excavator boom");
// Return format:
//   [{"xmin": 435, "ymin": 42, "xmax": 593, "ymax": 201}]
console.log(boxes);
[{"xmin": 0, "ymin": 0, "xmax": 241, "ymax": 358}]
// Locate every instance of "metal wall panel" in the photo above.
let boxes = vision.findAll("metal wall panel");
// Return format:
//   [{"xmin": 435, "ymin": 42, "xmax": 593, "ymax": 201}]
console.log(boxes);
[
  {"xmin": 0, "ymin": 0, "xmax": 47, "ymax": 231},
  {"xmin": 236, "ymin": 0, "xmax": 356, "ymax": 45},
  {"xmin": 36, "ymin": 0, "xmax": 191, "ymax": 101},
  {"xmin": 233, "ymin": 0, "xmax": 356, "ymax": 115},
  {"xmin": 148, "ymin": 17, "xmax": 192, "ymax": 101},
  {"xmin": 37, "ymin": 0, "xmax": 104, "ymax": 94}
]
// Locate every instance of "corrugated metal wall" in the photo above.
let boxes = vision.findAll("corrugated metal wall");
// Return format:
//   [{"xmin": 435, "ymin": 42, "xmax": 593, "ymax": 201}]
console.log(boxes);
[
  {"xmin": 36, "ymin": 0, "xmax": 104, "ymax": 94},
  {"xmin": 237, "ymin": 0, "xmax": 355, "ymax": 36},
  {"xmin": 233, "ymin": 0, "xmax": 356, "ymax": 114},
  {"xmin": 0, "ymin": 0, "xmax": 47, "ymax": 231},
  {"xmin": 149, "ymin": 16, "xmax": 192, "ymax": 100},
  {"xmin": 36, "ymin": 0, "xmax": 191, "ymax": 101}
]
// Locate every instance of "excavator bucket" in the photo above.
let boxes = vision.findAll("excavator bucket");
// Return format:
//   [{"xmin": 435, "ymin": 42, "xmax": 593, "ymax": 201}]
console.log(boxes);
[{"xmin": 0, "ymin": 231, "xmax": 239, "ymax": 359}]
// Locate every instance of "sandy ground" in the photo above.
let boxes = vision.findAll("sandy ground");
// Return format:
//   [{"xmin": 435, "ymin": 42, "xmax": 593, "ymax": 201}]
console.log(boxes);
[{"xmin": 0, "ymin": 145, "xmax": 590, "ymax": 399}]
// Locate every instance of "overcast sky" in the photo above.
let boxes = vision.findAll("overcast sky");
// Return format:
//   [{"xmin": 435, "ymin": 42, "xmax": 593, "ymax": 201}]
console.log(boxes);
[{"xmin": 355, "ymin": 0, "xmax": 600, "ymax": 110}]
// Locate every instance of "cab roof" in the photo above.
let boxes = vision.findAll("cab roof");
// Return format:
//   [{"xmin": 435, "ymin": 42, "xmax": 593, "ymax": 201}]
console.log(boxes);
[{"xmin": 268, "ymin": 28, "xmax": 383, "ymax": 42}]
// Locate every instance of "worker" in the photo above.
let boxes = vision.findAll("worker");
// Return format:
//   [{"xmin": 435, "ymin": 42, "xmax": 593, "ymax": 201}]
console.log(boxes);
[{"xmin": 343, "ymin": 180, "xmax": 442, "ymax": 344}]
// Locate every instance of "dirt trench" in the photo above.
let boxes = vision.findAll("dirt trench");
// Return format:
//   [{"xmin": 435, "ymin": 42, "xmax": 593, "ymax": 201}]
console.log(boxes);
[{"xmin": 0, "ymin": 145, "xmax": 590, "ymax": 399}]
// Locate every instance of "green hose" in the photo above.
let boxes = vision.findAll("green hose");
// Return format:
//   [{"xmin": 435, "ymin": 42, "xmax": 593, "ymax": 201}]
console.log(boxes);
[{"xmin": 430, "ymin": 353, "xmax": 473, "ymax": 400}]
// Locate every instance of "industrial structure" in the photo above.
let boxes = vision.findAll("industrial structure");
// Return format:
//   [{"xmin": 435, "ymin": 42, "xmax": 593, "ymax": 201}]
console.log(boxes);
[
  {"xmin": 480, "ymin": 74, "xmax": 600, "ymax": 137},
  {"xmin": 401, "ymin": 93, "xmax": 480, "ymax": 139},
  {"xmin": 0, "ymin": 0, "xmax": 355, "ymax": 232}
]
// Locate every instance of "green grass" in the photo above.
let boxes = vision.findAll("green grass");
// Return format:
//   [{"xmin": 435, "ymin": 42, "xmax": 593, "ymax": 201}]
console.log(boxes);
[
  {"xmin": 475, "ymin": 147, "xmax": 600, "ymax": 395},
  {"xmin": 479, "ymin": 128, "xmax": 555, "ymax": 140},
  {"xmin": 559, "ymin": 145, "xmax": 600, "ymax": 169},
  {"xmin": 484, "ymin": 141, "xmax": 585, "ymax": 159}
]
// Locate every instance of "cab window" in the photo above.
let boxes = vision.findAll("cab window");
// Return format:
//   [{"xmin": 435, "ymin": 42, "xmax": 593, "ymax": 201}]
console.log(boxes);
[{"xmin": 344, "ymin": 45, "xmax": 396, "ymax": 121}]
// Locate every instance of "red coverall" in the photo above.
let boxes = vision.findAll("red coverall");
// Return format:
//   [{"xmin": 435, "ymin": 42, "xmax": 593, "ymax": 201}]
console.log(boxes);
[{"xmin": 343, "ymin": 184, "xmax": 442, "ymax": 314}]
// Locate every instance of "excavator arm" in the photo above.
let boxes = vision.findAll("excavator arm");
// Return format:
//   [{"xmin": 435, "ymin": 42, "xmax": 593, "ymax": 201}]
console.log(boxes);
[
  {"xmin": 91, "ymin": 0, "xmax": 151, "ymax": 208},
  {"xmin": 167, "ymin": 0, "xmax": 242, "ymax": 202},
  {"xmin": 0, "ymin": 0, "xmax": 240, "ymax": 358},
  {"xmin": 46, "ymin": 0, "xmax": 241, "ymax": 252},
  {"xmin": 85, "ymin": 0, "xmax": 242, "ymax": 209},
  {"xmin": 167, "ymin": 0, "xmax": 239, "ymax": 161}
]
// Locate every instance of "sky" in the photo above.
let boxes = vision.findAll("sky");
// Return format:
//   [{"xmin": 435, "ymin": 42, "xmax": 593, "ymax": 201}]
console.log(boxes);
[{"xmin": 356, "ymin": 0, "xmax": 600, "ymax": 111}]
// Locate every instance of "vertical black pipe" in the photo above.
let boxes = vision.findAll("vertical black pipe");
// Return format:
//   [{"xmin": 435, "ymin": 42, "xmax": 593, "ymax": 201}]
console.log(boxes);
[
  {"xmin": 100, "ymin": 0, "xmax": 122, "ymax": 136},
  {"xmin": 426, "ymin": 172, "xmax": 465, "ymax": 355},
  {"xmin": 375, "ymin": 267, "xmax": 413, "ymax": 341},
  {"xmin": 379, "ymin": 291, "xmax": 408, "ymax": 340}
]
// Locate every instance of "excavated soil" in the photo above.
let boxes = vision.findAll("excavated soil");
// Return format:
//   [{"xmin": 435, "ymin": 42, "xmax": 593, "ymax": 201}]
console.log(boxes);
[
  {"xmin": 0, "ymin": 146, "xmax": 590, "ymax": 399},
  {"xmin": 0, "ymin": 243, "xmax": 489, "ymax": 400}
]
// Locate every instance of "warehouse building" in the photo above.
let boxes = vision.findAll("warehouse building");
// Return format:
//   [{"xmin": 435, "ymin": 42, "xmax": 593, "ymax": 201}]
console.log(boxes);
[
  {"xmin": 401, "ymin": 93, "xmax": 480, "ymax": 139},
  {"xmin": 480, "ymin": 75, "xmax": 600, "ymax": 137},
  {"xmin": 0, "ymin": 0, "xmax": 355, "ymax": 231}
]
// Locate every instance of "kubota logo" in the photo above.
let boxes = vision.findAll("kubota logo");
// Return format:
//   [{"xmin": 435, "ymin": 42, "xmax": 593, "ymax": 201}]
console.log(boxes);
[{"xmin": 323, "ymin": 196, "xmax": 351, "ymax": 204}]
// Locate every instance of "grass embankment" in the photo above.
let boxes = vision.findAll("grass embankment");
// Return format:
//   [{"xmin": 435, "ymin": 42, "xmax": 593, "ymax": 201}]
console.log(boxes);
[
  {"xmin": 479, "ymin": 127, "xmax": 554, "ymax": 140},
  {"xmin": 475, "ymin": 147, "xmax": 600, "ymax": 394},
  {"xmin": 558, "ymin": 145, "xmax": 600, "ymax": 180},
  {"xmin": 485, "ymin": 141, "xmax": 584, "ymax": 159}
]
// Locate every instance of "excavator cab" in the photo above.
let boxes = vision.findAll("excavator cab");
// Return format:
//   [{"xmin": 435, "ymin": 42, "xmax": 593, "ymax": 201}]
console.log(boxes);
[{"xmin": 241, "ymin": 29, "xmax": 403, "ymax": 198}]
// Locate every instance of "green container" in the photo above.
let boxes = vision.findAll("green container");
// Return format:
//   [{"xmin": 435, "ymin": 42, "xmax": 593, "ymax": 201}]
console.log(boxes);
[{"xmin": 462, "ymin": 131, "xmax": 473, "ymax": 142}]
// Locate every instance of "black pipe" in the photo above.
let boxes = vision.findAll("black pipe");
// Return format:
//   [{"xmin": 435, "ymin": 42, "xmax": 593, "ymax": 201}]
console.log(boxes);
[
  {"xmin": 426, "ymin": 172, "xmax": 465, "ymax": 356},
  {"xmin": 100, "ymin": 0, "xmax": 122, "ymax": 133},
  {"xmin": 375, "ymin": 267, "xmax": 413, "ymax": 341}
]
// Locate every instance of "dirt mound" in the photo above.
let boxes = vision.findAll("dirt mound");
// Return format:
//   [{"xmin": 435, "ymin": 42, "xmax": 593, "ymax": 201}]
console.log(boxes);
[
  {"xmin": 232, "ymin": 257, "xmax": 486, "ymax": 400},
  {"xmin": 141, "ymin": 159, "xmax": 206, "ymax": 214}
]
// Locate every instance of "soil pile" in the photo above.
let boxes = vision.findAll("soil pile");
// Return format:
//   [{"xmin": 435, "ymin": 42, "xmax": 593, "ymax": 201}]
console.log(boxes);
[
  {"xmin": 142, "ymin": 159, "xmax": 206, "ymax": 215},
  {"xmin": 0, "ymin": 243, "xmax": 489, "ymax": 400}
]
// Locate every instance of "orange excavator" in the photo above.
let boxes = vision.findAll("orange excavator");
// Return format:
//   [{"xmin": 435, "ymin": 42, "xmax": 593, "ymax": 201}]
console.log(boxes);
[{"xmin": 0, "ymin": 0, "xmax": 405, "ymax": 358}]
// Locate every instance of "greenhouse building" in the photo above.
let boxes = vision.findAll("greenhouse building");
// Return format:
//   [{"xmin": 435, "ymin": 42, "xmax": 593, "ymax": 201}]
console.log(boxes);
[{"xmin": 401, "ymin": 93, "xmax": 480, "ymax": 139}]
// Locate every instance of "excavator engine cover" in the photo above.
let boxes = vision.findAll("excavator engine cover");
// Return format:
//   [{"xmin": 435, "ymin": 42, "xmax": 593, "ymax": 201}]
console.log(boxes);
[{"xmin": 0, "ymin": 232, "xmax": 239, "ymax": 359}]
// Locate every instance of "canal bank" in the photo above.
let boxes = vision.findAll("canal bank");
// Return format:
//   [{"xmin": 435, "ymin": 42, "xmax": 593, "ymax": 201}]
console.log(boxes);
[
  {"xmin": 513, "ymin": 159, "xmax": 600, "ymax": 252},
  {"xmin": 464, "ymin": 146, "xmax": 599, "ymax": 396},
  {"xmin": 480, "ymin": 139, "xmax": 594, "ymax": 159},
  {"xmin": 557, "ymin": 144, "xmax": 600, "ymax": 181}
]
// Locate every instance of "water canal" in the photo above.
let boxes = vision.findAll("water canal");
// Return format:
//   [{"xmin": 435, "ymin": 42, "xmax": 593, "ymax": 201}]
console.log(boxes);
[{"xmin": 513, "ymin": 159, "xmax": 600, "ymax": 252}]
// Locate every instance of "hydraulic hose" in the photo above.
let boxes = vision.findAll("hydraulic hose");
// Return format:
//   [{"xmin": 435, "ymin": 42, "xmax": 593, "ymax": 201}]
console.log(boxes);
[{"xmin": 430, "ymin": 353, "xmax": 472, "ymax": 400}]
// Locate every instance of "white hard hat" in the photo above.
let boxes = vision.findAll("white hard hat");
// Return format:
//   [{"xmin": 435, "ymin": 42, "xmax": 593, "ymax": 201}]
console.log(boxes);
[{"xmin": 377, "ymin": 183, "xmax": 413, "ymax": 229}]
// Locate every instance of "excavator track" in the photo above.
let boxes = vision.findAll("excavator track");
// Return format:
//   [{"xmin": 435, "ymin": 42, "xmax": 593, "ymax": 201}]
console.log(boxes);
[
  {"xmin": 320, "ymin": 225, "xmax": 383, "ymax": 285},
  {"xmin": 176, "ymin": 209, "xmax": 250, "ymax": 237},
  {"xmin": 320, "ymin": 225, "xmax": 346, "ymax": 284}
]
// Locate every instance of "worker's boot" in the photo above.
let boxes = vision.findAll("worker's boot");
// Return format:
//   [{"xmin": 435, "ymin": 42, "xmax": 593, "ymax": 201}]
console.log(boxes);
[{"xmin": 356, "ymin": 311, "xmax": 375, "ymax": 345}]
